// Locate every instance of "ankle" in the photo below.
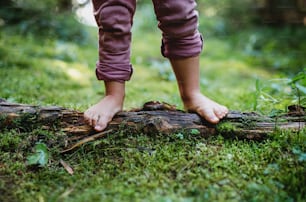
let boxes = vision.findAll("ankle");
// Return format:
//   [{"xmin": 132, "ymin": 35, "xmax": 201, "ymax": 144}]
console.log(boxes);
[
  {"xmin": 104, "ymin": 81, "xmax": 125, "ymax": 100},
  {"xmin": 102, "ymin": 94, "xmax": 125, "ymax": 108},
  {"xmin": 180, "ymin": 90, "xmax": 201, "ymax": 103},
  {"xmin": 105, "ymin": 92, "xmax": 125, "ymax": 101}
]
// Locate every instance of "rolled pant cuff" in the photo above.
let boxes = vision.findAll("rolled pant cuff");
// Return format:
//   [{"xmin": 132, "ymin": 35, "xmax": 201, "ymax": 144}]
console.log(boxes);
[
  {"xmin": 162, "ymin": 32, "xmax": 203, "ymax": 59},
  {"xmin": 95, "ymin": 62, "xmax": 133, "ymax": 82}
]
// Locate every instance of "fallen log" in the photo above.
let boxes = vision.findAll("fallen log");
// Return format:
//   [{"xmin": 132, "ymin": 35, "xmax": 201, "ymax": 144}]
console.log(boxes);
[{"xmin": 0, "ymin": 99, "xmax": 305, "ymax": 143}]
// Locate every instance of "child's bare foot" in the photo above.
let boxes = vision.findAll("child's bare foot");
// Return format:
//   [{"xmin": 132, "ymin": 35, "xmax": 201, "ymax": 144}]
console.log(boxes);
[
  {"xmin": 84, "ymin": 81, "xmax": 125, "ymax": 131},
  {"xmin": 84, "ymin": 96, "xmax": 123, "ymax": 131},
  {"xmin": 169, "ymin": 56, "xmax": 228, "ymax": 124},
  {"xmin": 183, "ymin": 93, "xmax": 228, "ymax": 124}
]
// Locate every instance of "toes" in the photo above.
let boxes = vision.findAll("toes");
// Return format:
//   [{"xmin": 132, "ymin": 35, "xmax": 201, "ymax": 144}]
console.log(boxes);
[
  {"xmin": 214, "ymin": 106, "xmax": 229, "ymax": 119},
  {"xmin": 94, "ymin": 125, "xmax": 105, "ymax": 132},
  {"xmin": 94, "ymin": 115, "xmax": 109, "ymax": 132},
  {"xmin": 91, "ymin": 114, "xmax": 100, "ymax": 127},
  {"xmin": 84, "ymin": 110, "xmax": 107, "ymax": 131},
  {"xmin": 84, "ymin": 110, "xmax": 94, "ymax": 126},
  {"xmin": 221, "ymin": 106, "xmax": 229, "ymax": 117},
  {"xmin": 198, "ymin": 108, "xmax": 220, "ymax": 124},
  {"xmin": 215, "ymin": 110, "xmax": 224, "ymax": 119},
  {"xmin": 83, "ymin": 107, "xmax": 115, "ymax": 131}
]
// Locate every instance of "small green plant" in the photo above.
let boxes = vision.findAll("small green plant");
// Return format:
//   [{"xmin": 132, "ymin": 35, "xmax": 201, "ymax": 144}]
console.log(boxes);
[
  {"xmin": 190, "ymin": 129, "xmax": 200, "ymax": 135},
  {"xmin": 288, "ymin": 69, "xmax": 306, "ymax": 107},
  {"xmin": 26, "ymin": 142, "xmax": 50, "ymax": 167},
  {"xmin": 252, "ymin": 70, "xmax": 305, "ymax": 115},
  {"xmin": 253, "ymin": 78, "xmax": 280, "ymax": 112},
  {"xmin": 253, "ymin": 78, "xmax": 261, "ymax": 111},
  {"xmin": 292, "ymin": 147, "xmax": 306, "ymax": 162},
  {"xmin": 175, "ymin": 132, "xmax": 184, "ymax": 140}
]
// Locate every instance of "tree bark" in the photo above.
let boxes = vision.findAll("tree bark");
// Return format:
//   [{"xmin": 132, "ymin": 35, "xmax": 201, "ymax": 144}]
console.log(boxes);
[{"xmin": 0, "ymin": 99, "xmax": 304, "ymax": 141}]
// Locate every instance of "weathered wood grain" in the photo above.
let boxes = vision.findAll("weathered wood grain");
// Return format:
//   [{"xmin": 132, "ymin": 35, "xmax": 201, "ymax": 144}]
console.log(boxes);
[{"xmin": 0, "ymin": 99, "xmax": 305, "ymax": 141}]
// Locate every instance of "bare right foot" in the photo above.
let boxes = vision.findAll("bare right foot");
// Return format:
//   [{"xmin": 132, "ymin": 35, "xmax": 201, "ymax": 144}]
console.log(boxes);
[
  {"xmin": 84, "ymin": 81, "xmax": 125, "ymax": 131},
  {"xmin": 84, "ymin": 96, "xmax": 123, "ymax": 131}
]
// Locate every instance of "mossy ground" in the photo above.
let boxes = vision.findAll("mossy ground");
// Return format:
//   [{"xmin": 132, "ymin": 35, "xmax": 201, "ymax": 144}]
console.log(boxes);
[{"xmin": 0, "ymin": 9, "xmax": 305, "ymax": 202}]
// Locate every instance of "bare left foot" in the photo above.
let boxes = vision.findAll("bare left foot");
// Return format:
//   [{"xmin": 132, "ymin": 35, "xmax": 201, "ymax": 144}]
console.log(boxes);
[
  {"xmin": 169, "ymin": 56, "xmax": 228, "ymax": 124},
  {"xmin": 84, "ymin": 95, "xmax": 124, "ymax": 131},
  {"xmin": 84, "ymin": 81, "xmax": 125, "ymax": 131},
  {"xmin": 183, "ymin": 92, "xmax": 228, "ymax": 124}
]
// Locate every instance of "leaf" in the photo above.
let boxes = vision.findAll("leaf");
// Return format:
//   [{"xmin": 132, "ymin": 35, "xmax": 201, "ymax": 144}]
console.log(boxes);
[
  {"xmin": 289, "ymin": 71, "xmax": 305, "ymax": 85},
  {"xmin": 60, "ymin": 159, "xmax": 74, "ymax": 175},
  {"xmin": 255, "ymin": 78, "xmax": 261, "ymax": 92},
  {"xmin": 26, "ymin": 143, "xmax": 49, "ymax": 167},
  {"xmin": 296, "ymin": 83, "xmax": 306, "ymax": 95},
  {"xmin": 253, "ymin": 78, "xmax": 261, "ymax": 111},
  {"xmin": 190, "ymin": 129, "xmax": 200, "ymax": 135},
  {"xmin": 175, "ymin": 133, "xmax": 184, "ymax": 140},
  {"xmin": 268, "ymin": 108, "xmax": 284, "ymax": 118}
]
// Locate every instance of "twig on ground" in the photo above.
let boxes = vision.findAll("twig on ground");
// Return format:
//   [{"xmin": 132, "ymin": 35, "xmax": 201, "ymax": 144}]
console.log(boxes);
[{"xmin": 61, "ymin": 129, "xmax": 113, "ymax": 153}]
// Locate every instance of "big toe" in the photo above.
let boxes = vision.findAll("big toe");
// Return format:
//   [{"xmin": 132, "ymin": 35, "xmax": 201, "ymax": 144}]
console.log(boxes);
[
  {"xmin": 198, "ymin": 108, "xmax": 220, "ymax": 124},
  {"xmin": 94, "ymin": 115, "xmax": 110, "ymax": 132},
  {"xmin": 94, "ymin": 125, "xmax": 105, "ymax": 132}
]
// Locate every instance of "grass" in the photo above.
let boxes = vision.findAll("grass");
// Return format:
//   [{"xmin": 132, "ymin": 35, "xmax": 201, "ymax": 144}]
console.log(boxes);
[{"xmin": 0, "ymin": 10, "xmax": 306, "ymax": 202}]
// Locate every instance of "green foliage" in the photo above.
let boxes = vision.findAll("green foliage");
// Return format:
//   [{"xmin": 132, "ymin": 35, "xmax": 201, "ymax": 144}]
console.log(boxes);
[
  {"xmin": 240, "ymin": 27, "xmax": 306, "ymax": 74},
  {"xmin": 149, "ymin": 59, "xmax": 175, "ymax": 81},
  {"xmin": 292, "ymin": 147, "xmax": 306, "ymax": 162},
  {"xmin": 253, "ymin": 71, "xmax": 306, "ymax": 114},
  {"xmin": 190, "ymin": 129, "xmax": 200, "ymax": 135},
  {"xmin": 253, "ymin": 78, "xmax": 261, "ymax": 111},
  {"xmin": 0, "ymin": 0, "xmax": 88, "ymax": 43},
  {"xmin": 289, "ymin": 69, "xmax": 306, "ymax": 105},
  {"xmin": 134, "ymin": 2, "xmax": 306, "ymax": 76},
  {"xmin": 26, "ymin": 143, "xmax": 50, "ymax": 167},
  {"xmin": 197, "ymin": 0, "xmax": 256, "ymax": 36},
  {"xmin": 0, "ymin": 130, "xmax": 22, "ymax": 152},
  {"xmin": 1, "ymin": 129, "xmax": 305, "ymax": 201},
  {"xmin": 135, "ymin": 0, "xmax": 257, "ymax": 36},
  {"xmin": 0, "ymin": 9, "xmax": 306, "ymax": 201}
]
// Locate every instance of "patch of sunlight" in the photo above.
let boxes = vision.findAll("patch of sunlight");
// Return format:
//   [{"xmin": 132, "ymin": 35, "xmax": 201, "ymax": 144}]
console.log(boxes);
[
  {"xmin": 201, "ymin": 57, "xmax": 274, "ymax": 79},
  {"xmin": 67, "ymin": 68, "xmax": 83, "ymax": 80},
  {"xmin": 51, "ymin": 60, "xmax": 92, "ymax": 85},
  {"xmin": 204, "ymin": 7, "xmax": 217, "ymax": 17}
]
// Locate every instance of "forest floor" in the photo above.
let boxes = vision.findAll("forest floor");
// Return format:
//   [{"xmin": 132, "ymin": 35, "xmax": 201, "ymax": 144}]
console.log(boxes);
[{"xmin": 0, "ymin": 16, "xmax": 305, "ymax": 201}]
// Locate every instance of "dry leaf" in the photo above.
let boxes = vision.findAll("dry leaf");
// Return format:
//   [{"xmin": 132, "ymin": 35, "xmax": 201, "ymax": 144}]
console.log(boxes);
[{"xmin": 60, "ymin": 159, "xmax": 74, "ymax": 175}]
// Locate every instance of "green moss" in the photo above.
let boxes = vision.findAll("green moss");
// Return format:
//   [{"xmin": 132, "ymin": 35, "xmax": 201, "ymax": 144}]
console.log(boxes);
[
  {"xmin": 0, "ymin": 12, "xmax": 305, "ymax": 201},
  {"xmin": 216, "ymin": 121, "xmax": 238, "ymax": 134},
  {"xmin": 0, "ymin": 114, "xmax": 8, "ymax": 129}
]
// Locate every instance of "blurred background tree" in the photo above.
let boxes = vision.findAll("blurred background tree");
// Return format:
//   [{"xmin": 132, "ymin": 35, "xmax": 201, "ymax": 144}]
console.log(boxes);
[
  {"xmin": 0, "ymin": 0, "xmax": 88, "ymax": 42},
  {"xmin": 0, "ymin": 0, "xmax": 304, "ymax": 73},
  {"xmin": 136, "ymin": 0, "xmax": 305, "ymax": 74}
]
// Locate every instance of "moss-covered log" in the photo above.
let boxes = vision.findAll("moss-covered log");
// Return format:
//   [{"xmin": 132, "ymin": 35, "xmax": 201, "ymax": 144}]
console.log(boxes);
[{"xmin": 0, "ymin": 99, "xmax": 305, "ymax": 142}]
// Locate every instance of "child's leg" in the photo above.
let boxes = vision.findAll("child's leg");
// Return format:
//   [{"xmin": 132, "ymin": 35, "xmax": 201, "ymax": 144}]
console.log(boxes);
[
  {"xmin": 152, "ymin": 0, "xmax": 228, "ymax": 123},
  {"xmin": 170, "ymin": 56, "xmax": 228, "ymax": 123},
  {"xmin": 92, "ymin": 0, "xmax": 136, "ymax": 82},
  {"xmin": 85, "ymin": 0, "xmax": 136, "ymax": 131},
  {"xmin": 84, "ymin": 81, "xmax": 125, "ymax": 131}
]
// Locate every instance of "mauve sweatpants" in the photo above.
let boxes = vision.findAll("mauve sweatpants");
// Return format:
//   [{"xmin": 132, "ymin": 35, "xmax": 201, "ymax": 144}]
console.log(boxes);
[{"xmin": 92, "ymin": 0, "xmax": 203, "ymax": 82}]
